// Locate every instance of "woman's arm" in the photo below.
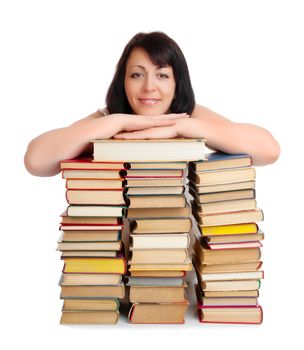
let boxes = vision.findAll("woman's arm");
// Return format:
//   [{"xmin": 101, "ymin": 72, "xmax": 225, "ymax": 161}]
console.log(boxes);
[
  {"xmin": 113, "ymin": 104, "xmax": 280, "ymax": 166},
  {"xmin": 24, "ymin": 111, "xmax": 188, "ymax": 177},
  {"xmin": 189, "ymin": 105, "xmax": 280, "ymax": 166}
]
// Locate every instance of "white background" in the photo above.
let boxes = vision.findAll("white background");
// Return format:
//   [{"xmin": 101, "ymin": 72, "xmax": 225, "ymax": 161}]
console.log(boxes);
[{"xmin": 1, "ymin": 0, "xmax": 303, "ymax": 349}]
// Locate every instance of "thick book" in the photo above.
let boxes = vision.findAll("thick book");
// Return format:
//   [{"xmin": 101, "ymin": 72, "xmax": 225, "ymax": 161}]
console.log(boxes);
[
  {"xmin": 130, "ymin": 270, "xmax": 186, "ymax": 277},
  {"xmin": 60, "ymin": 284, "xmax": 125, "ymax": 299},
  {"xmin": 200, "ymin": 223, "xmax": 259, "ymax": 236},
  {"xmin": 125, "ymin": 177, "xmax": 184, "ymax": 187},
  {"xmin": 188, "ymin": 167, "xmax": 256, "ymax": 186},
  {"xmin": 59, "ymin": 273, "xmax": 122, "ymax": 285},
  {"xmin": 198, "ymin": 304, "xmax": 263, "ymax": 324},
  {"xmin": 205, "ymin": 232, "xmax": 264, "ymax": 244},
  {"xmin": 129, "ymin": 261, "xmax": 193, "ymax": 272},
  {"xmin": 128, "ymin": 301, "xmax": 189, "ymax": 324},
  {"xmin": 62, "ymin": 254, "xmax": 126, "ymax": 274},
  {"xmin": 62, "ymin": 169, "xmax": 126, "ymax": 179},
  {"xmin": 188, "ymin": 180, "xmax": 256, "ymax": 194},
  {"xmin": 60, "ymin": 213, "xmax": 121, "ymax": 225},
  {"xmin": 60, "ymin": 157, "xmax": 126, "ymax": 170},
  {"xmin": 125, "ymin": 276, "xmax": 185, "ymax": 286},
  {"xmin": 127, "ymin": 194, "xmax": 186, "ymax": 209},
  {"xmin": 62, "ymin": 298, "xmax": 119, "ymax": 311},
  {"xmin": 200, "ymin": 279, "xmax": 261, "ymax": 292},
  {"xmin": 130, "ymin": 218, "xmax": 192, "ymax": 234},
  {"xmin": 129, "ymin": 285, "xmax": 187, "ymax": 303},
  {"xmin": 190, "ymin": 152, "xmax": 252, "ymax": 172},
  {"xmin": 60, "ymin": 310, "xmax": 119, "ymax": 325},
  {"xmin": 192, "ymin": 198, "xmax": 257, "ymax": 215},
  {"xmin": 194, "ymin": 260, "xmax": 263, "ymax": 274},
  {"xmin": 125, "ymin": 186, "xmax": 185, "ymax": 196},
  {"xmin": 66, "ymin": 205, "xmax": 126, "ymax": 217},
  {"xmin": 129, "ymin": 249, "xmax": 189, "ymax": 264},
  {"xmin": 199, "ymin": 270, "xmax": 264, "ymax": 282},
  {"xmin": 126, "ymin": 205, "xmax": 190, "ymax": 219},
  {"xmin": 125, "ymin": 169, "xmax": 183, "ymax": 178},
  {"xmin": 130, "ymin": 233, "xmax": 190, "ymax": 250},
  {"xmin": 57, "ymin": 240, "xmax": 122, "ymax": 251},
  {"xmin": 60, "ymin": 231, "xmax": 121, "ymax": 242},
  {"xmin": 65, "ymin": 189, "xmax": 126, "ymax": 205},
  {"xmin": 66, "ymin": 178, "xmax": 124, "ymax": 190},
  {"xmin": 92, "ymin": 138, "xmax": 206, "ymax": 162}
]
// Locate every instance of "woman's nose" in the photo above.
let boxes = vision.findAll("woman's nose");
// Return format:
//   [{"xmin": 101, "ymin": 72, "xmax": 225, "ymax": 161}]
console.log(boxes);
[{"xmin": 143, "ymin": 75, "xmax": 156, "ymax": 92}]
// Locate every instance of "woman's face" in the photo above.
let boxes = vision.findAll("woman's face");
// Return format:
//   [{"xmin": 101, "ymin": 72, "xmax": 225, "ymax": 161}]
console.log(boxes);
[{"xmin": 124, "ymin": 47, "xmax": 176, "ymax": 116}]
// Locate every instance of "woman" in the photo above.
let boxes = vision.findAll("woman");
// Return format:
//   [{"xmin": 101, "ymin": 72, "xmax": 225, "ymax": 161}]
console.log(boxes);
[{"xmin": 24, "ymin": 32, "xmax": 280, "ymax": 177}]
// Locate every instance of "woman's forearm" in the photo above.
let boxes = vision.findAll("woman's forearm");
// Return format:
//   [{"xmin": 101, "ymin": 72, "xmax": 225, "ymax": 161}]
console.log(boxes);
[{"xmin": 24, "ymin": 114, "xmax": 124, "ymax": 177}]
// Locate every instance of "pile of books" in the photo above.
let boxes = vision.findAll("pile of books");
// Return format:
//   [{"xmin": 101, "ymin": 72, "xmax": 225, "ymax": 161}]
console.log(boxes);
[
  {"xmin": 189, "ymin": 153, "xmax": 264, "ymax": 324},
  {"xmin": 57, "ymin": 158, "xmax": 127, "ymax": 325},
  {"xmin": 93, "ymin": 138, "xmax": 206, "ymax": 324}
]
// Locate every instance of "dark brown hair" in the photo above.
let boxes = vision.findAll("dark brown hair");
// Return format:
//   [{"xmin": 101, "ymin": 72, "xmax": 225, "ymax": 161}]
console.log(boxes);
[{"xmin": 106, "ymin": 32, "xmax": 195, "ymax": 114}]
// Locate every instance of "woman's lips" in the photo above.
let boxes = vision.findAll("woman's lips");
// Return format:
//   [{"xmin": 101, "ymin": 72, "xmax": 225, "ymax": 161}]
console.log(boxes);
[{"xmin": 139, "ymin": 99, "xmax": 160, "ymax": 105}]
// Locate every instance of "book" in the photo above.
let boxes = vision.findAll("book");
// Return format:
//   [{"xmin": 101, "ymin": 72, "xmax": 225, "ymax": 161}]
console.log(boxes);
[
  {"xmin": 92, "ymin": 138, "xmax": 206, "ymax": 162},
  {"xmin": 194, "ymin": 261, "xmax": 263, "ymax": 274},
  {"xmin": 128, "ymin": 162, "xmax": 187, "ymax": 170},
  {"xmin": 125, "ymin": 178, "xmax": 184, "ymax": 187},
  {"xmin": 206, "ymin": 233, "xmax": 264, "ymax": 244},
  {"xmin": 206, "ymin": 241, "xmax": 262, "ymax": 250},
  {"xmin": 130, "ymin": 270, "xmax": 186, "ymax": 277},
  {"xmin": 188, "ymin": 180, "xmax": 256, "ymax": 194},
  {"xmin": 198, "ymin": 305, "xmax": 263, "ymax": 324},
  {"xmin": 128, "ymin": 301, "xmax": 189, "ymax": 324},
  {"xmin": 60, "ymin": 273, "xmax": 122, "ymax": 285},
  {"xmin": 127, "ymin": 195, "xmax": 186, "ymax": 209},
  {"xmin": 129, "ymin": 249, "xmax": 189, "ymax": 264},
  {"xmin": 200, "ymin": 223, "xmax": 259, "ymax": 236},
  {"xmin": 125, "ymin": 276, "xmax": 185, "ymax": 286},
  {"xmin": 129, "ymin": 285, "xmax": 187, "ymax": 303},
  {"xmin": 66, "ymin": 179, "xmax": 124, "ymax": 190},
  {"xmin": 62, "ymin": 169, "xmax": 126, "ymax": 179},
  {"xmin": 125, "ymin": 186, "xmax": 185, "ymax": 195},
  {"xmin": 193, "ymin": 207, "xmax": 264, "ymax": 227},
  {"xmin": 60, "ymin": 231, "xmax": 121, "ymax": 242},
  {"xmin": 60, "ymin": 225, "xmax": 123, "ymax": 231},
  {"xmin": 130, "ymin": 218, "xmax": 192, "ymax": 234},
  {"xmin": 199, "ymin": 271, "xmax": 264, "ymax": 282},
  {"xmin": 188, "ymin": 187, "xmax": 255, "ymax": 203},
  {"xmin": 62, "ymin": 255, "xmax": 126, "ymax": 274},
  {"xmin": 126, "ymin": 205, "xmax": 190, "ymax": 219},
  {"xmin": 57, "ymin": 241, "xmax": 122, "ymax": 251},
  {"xmin": 125, "ymin": 169, "xmax": 183, "ymax": 177},
  {"xmin": 60, "ymin": 213, "xmax": 121, "ymax": 225},
  {"xmin": 129, "ymin": 261, "xmax": 193, "ymax": 272},
  {"xmin": 62, "ymin": 298, "xmax": 119, "ymax": 311},
  {"xmin": 194, "ymin": 237, "xmax": 261, "ymax": 264},
  {"xmin": 61, "ymin": 251, "xmax": 118, "ymax": 258},
  {"xmin": 60, "ymin": 310, "xmax": 119, "ymax": 325},
  {"xmin": 66, "ymin": 205, "xmax": 125, "ymax": 217},
  {"xmin": 201, "ymin": 279, "xmax": 261, "ymax": 292},
  {"xmin": 188, "ymin": 167, "xmax": 256, "ymax": 186},
  {"xmin": 60, "ymin": 157, "xmax": 126, "ymax": 170},
  {"xmin": 192, "ymin": 198, "xmax": 257, "ymax": 215},
  {"xmin": 130, "ymin": 233, "xmax": 190, "ymax": 250},
  {"xmin": 65, "ymin": 189, "xmax": 126, "ymax": 205},
  {"xmin": 191, "ymin": 152, "xmax": 252, "ymax": 171},
  {"xmin": 60, "ymin": 284, "xmax": 125, "ymax": 299}
]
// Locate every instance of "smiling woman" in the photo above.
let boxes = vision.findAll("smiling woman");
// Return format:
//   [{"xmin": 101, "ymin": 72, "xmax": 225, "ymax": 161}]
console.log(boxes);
[{"xmin": 24, "ymin": 31, "xmax": 280, "ymax": 177}]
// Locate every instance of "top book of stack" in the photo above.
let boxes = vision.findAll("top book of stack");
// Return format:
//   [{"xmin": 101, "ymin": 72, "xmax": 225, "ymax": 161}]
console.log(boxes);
[{"xmin": 92, "ymin": 138, "xmax": 206, "ymax": 162}]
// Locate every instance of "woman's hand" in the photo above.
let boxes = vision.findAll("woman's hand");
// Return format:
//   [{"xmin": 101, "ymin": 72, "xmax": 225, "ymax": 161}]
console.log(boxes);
[
  {"xmin": 113, "ymin": 117, "xmax": 204, "ymax": 139},
  {"xmin": 116, "ymin": 113, "xmax": 189, "ymax": 133}
]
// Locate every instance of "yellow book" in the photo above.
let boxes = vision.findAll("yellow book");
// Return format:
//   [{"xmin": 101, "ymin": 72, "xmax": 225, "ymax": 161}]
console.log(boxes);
[
  {"xmin": 200, "ymin": 223, "xmax": 258, "ymax": 236},
  {"xmin": 62, "ymin": 257, "xmax": 126, "ymax": 274}
]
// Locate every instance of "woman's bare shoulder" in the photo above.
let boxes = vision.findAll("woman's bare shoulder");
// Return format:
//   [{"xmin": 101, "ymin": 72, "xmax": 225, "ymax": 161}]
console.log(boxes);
[{"xmin": 191, "ymin": 104, "xmax": 232, "ymax": 124}]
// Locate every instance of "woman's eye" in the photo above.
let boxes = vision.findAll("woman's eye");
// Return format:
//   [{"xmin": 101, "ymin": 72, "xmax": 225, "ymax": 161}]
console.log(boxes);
[
  {"xmin": 159, "ymin": 73, "xmax": 169, "ymax": 79},
  {"xmin": 130, "ymin": 73, "xmax": 143, "ymax": 78}
]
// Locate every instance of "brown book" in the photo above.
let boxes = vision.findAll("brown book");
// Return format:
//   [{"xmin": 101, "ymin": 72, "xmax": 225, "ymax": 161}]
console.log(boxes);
[
  {"xmin": 61, "ymin": 251, "xmax": 118, "ymax": 258},
  {"xmin": 194, "ymin": 237, "xmax": 261, "ymax": 264},
  {"xmin": 126, "ymin": 205, "xmax": 190, "ymax": 219},
  {"xmin": 61, "ymin": 231, "xmax": 121, "ymax": 242},
  {"xmin": 126, "ymin": 186, "xmax": 184, "ymax": 195},
  {"xmin": 62, "ymin": 299, "xmax": 119, "ymax": 311},
  {"xmin": 126, "ymin": 178, "xmax": 184, "ymax": 187},
  {"xmin": 60, "ymin": 213, "xmax": 120, "ymax": 225},
  {"xmin": 206, "ymin": 232, "xmax": 264, "ymax": 244},
  {"xmin": 60, "ymin": 273, "xmax": 122, "ymax": 285},
  {"xmin": 203, "ymin": 290, "xmax": 259, "ymax": 297},
  {"xmin": 129, "ymin": 249, "xmax": 189, "ymax": 264},
  {"xmin": 62, "ymin": 169, "xmax": 125, "ymax": 179},
  {"xmin": 200, "ymin": 279, "xmax": 261, "ymax": 292},
  {"xmin": 188, "ymin": 180, "xmax": 256, "ymax": 194},
  {"xmin": 128, "ymin": 301, "xmax": 189, "ymax": 324},
  {"xmin": 127, "ymin": 195, "xmax": 186, "ymax": 209},
  {"xmin": 131, "ymin": 218, "xmax": 192, "ymax": 234},
  {"xmin": 129, "ymin": 286, "xmax": 187, "ymax": 303},
  {"xmin": 129, "ymin": 261, "xmax": 193, "ymax": 272},
  {"xmin": 60, "ymin": 284, "xmax": 125, "ymax": 299},
  {"xmin": 194, "ymin": 260, "xmax": 263, "ymax": 274},
  {"xmin": 66, "ymin": 189, "xmax": 125, "ymax": 205},
  {"xmin": 60, "ymin": 310, "xmax": 119, "ymax": 325},
  {"xmin": 188, "ymin": 167, "xmax": 256, "ymax": 186},
  {"xmin": 192, "ymin": 198, "xmax": 257, "ymax": 215},
  {"xmin": 130, "ymin": 270, "xmax": 186, "ymax": 277},
  {"xmin": 66, "ymin": 178, "xmax": 124, "ymax": 189}
]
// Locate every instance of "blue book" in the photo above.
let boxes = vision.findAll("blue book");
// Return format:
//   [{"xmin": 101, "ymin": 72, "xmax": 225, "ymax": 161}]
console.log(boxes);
[{"xmin": 190, "ymin": 152, "xmax": 252, "ymax": 172}]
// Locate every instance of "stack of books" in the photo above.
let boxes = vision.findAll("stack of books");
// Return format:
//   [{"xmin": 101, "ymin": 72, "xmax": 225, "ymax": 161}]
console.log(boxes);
[
  {"xmin": 189, "ymin": 152, "xmax": 264, "ymax": 325},
  {"xmin": 57, "ymin": 158, "xmax": 127, "ymax": 325},
  {"xmin": 93, "ymin": 138, "xmax": 206, "ymax": 324}
]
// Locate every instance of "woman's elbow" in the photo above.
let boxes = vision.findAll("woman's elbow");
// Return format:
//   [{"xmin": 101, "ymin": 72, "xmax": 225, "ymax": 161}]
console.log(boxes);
[{"xmin": 24, "ymin": 147, "xmax": 60, "ymax": 177}]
